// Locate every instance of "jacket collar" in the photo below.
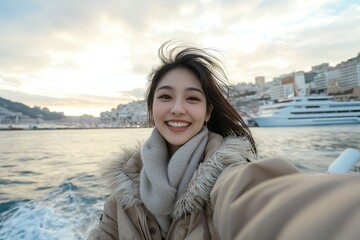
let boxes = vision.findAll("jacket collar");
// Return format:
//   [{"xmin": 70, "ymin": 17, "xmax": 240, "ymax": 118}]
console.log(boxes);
[{"xmin": 102, "ymin": 132, "xmax": 255, "ymax": 220}]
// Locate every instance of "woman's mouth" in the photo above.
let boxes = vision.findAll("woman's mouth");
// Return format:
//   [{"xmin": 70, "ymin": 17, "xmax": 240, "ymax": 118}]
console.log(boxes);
[{"xmin": 166, "ymin": 121, "xmax": 191, "ymax": 128}]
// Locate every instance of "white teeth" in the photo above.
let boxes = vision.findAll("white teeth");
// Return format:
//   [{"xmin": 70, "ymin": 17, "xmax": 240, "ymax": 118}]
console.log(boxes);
[{"xmin": 167, "ymin": 121, "xmax": 190, "ymax": 127}]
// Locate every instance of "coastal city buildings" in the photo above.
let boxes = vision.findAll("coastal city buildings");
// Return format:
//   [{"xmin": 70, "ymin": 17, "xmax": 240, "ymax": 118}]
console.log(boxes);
[
  {"xmin": 307, "ymin": 63, "xmax": 330, "ymax": 93},
  {"xmin": 270, "ymin": 53, "xmax": 360, "ymax": 101},
  {"xmin": 0, "ymin": 106, "xmax": 22, "ymax": 124},
  {"xmin": 100, "ymin": 100, "xmax": 147, "ymax": 127},
  {"xmin": 326, "ymin": 53, "xmax": 360, "ymax": 99}
]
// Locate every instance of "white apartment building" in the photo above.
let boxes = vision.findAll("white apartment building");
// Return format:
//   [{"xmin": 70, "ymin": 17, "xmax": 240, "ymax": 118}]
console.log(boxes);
[
  {"xmin": 270, "ymin": 84, "xmax": 294, "ymax": 100},
  {"xmin": 313, "ymin": 72, "xmax": 328, "ymax": 91},
  {"xmin": 309, "ymin": 63, "xmax": 331, "ymax": 92},
  {"xmin": 294, "ymin": 71, "xmax": 306, "ymax": 96},
  {"xmin": 337, "ymin": 62, "xmax": 360, "ymax": 88},
  {"xmin": 327, "ymin": 67, "xmax": 341, "ymax": 87}
]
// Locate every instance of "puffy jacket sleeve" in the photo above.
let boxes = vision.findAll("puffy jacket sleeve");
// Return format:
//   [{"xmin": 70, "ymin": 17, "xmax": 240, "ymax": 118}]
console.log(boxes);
[
  {"xmin": 210, "ymin": 157, "xmax": 360, "ymax": 240},
  {"xmin": 87, "ymin": 194, "xmax": 119, "ymax": 240},
  {"xmin": 87, "ymin": 193, "xmax": 145, "ymax": 240}
]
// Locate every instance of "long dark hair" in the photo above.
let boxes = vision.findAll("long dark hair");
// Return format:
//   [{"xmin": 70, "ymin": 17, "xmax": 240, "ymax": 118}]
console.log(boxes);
[{"xmin": 146, "ymin": 41, "xmax": 257, "ymax": 154}]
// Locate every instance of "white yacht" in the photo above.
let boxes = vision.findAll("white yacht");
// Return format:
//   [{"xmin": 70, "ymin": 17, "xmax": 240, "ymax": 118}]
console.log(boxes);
[{"xmin": 252, "ymin": 96, "xmax": 360, "ymax": 127}]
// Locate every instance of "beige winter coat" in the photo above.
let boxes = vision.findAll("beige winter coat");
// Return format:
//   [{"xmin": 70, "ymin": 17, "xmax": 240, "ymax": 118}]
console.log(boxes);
[{"xmin": 88, "ymin": 132, "xmax": 360, "ymax": 240}]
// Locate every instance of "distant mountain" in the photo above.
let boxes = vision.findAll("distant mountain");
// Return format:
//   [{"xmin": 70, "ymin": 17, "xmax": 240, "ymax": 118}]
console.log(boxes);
[{"xmin": 0, "ymin": 97, "xmax": 65, "ymax": 120}]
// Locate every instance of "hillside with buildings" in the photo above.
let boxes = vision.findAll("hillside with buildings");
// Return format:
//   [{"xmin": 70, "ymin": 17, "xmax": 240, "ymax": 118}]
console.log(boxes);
[{"xmin": 0, "ymin": 97, "xmax": 65, "ymax": 125}]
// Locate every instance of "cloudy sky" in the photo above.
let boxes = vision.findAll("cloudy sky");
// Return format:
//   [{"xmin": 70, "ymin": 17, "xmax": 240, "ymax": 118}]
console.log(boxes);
[{"xmin": 1, "ymin": 0, "xmax": 359, "ymax": 116}]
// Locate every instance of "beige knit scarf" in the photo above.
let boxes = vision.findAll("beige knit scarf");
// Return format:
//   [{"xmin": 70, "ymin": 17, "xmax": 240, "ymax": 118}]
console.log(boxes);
[{"xmin": 140, "ymin": 127, "xmax": 208, "ymax": 236}]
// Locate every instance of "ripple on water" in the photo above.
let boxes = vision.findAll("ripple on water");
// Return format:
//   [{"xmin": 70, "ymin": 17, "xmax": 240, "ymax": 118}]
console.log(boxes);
[
  {"xmin": 34, "ymin": 186, "xmax": 55, "ymax": 191},
  {"xmin": 0, "ymin": 179, "xmax": 37, "ymax": 185},
  {"xmin": 14, "ymin": 171, "xmax": 42, "ymax": 176},
  {"xmin": 0, "ymin": 165, "xmax": 16, "ymax": 168},
  {"xmin": 16, "ymin": 157, "xmax": 35, "ymax": 162}
]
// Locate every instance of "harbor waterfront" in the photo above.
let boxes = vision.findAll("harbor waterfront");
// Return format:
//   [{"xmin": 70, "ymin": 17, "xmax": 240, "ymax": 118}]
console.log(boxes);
[{"xmin": 1, "ymin": 126, "xmax": 359, "ymax": 239}]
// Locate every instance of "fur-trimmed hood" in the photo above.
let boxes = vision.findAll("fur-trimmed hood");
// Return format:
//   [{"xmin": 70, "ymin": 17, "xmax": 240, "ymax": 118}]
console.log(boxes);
[{"xmin": 101, "ymin": 132, "xmax": 256, "ymax": 220}]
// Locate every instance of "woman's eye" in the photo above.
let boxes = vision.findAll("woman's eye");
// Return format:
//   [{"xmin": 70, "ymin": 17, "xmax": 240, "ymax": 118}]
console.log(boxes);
[
  {"xmin": 158, "ymin": 94, "xmax": 171, "ymax": 100},
  {"xmin": 187, "ymin": 97, "xmax": 200, "ymax": 102}
]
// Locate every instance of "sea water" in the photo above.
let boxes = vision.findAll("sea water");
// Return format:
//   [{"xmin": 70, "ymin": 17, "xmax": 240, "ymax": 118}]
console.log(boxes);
[{"xmin": 0, "ymin": 126, "xmax": 359, "ymax": 239}]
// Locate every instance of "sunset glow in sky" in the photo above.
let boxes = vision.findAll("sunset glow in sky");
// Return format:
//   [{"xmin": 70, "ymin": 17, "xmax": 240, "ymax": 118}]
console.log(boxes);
[{"xmin": 1, "ymin": 0, "xmax": 359, "ymax": 116}]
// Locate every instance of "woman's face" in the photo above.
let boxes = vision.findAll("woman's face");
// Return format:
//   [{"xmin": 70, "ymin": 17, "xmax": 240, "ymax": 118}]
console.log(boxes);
[{"xmin": 152, "ymin": 68, "xmax": 211, "ymax": 155}]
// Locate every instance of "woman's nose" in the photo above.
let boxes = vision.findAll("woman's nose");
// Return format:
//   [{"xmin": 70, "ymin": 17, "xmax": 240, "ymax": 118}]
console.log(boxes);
[{"xmin": 171, "ymin": 100, "xmax": 186, "ymax": 115}]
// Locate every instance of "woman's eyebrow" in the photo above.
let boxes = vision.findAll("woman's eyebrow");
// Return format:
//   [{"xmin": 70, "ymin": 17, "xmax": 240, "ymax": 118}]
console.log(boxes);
[
  {"xmin": 157, "ymin": 85, "xmax": 204, "ymax": 95},
  {"xmin": 156, "ymin": 85, "xmax": 173, "ymax": 91},
  {"xmin": 186, "ymin": 87, "xmax": 204, "ymax": 95}
]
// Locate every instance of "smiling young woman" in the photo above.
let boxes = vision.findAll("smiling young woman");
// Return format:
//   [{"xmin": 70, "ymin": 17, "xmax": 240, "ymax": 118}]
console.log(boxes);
[
  {"xmin": 146, "ymin": 41, "xmax": 256, "ymax": 152},
  {"xmin": 152, "ymin": 68, "xmax": 211, "ymax": 155}
]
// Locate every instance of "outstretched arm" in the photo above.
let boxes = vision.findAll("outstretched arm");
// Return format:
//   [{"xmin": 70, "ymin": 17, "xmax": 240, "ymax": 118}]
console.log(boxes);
[{"xmin": 211, "ymin": 158, "xmax": 360, "ymax": 240}]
